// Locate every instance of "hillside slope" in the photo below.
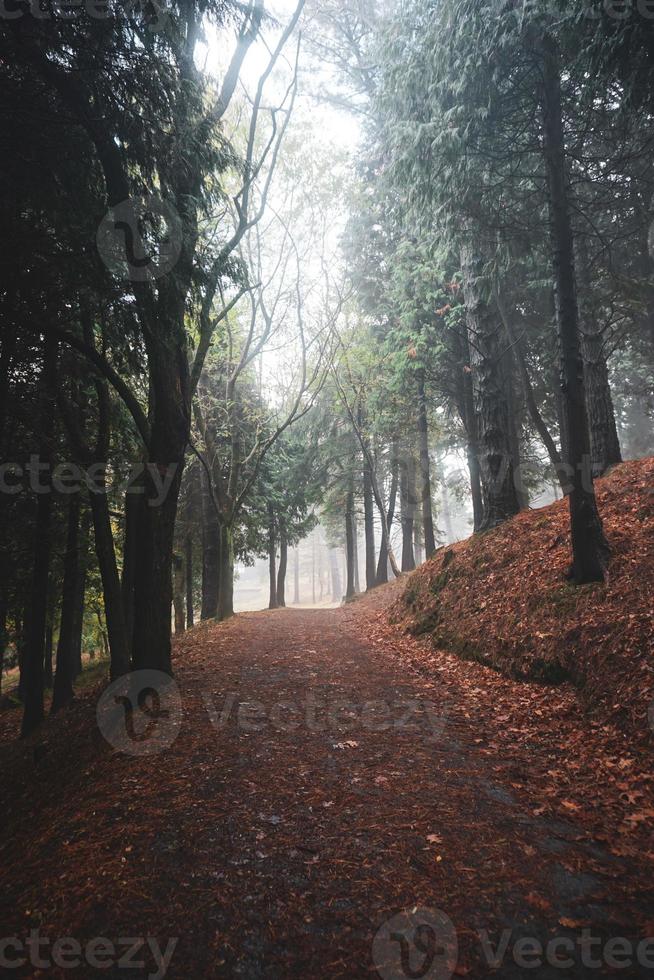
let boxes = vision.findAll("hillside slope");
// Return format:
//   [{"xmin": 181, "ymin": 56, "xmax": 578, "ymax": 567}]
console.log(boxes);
[{"xmin": 391, "ymin": 457, "xmax": 654, "ymax": 742}]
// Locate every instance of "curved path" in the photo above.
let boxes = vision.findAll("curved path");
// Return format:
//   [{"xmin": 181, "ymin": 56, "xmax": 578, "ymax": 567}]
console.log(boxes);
[{"xmin": 1, "ymin": 588, "xmax": 653, "ymax": 978}]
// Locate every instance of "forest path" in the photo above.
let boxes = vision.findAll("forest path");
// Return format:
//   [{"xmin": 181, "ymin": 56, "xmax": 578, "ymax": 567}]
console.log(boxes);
[{"xmin": 2, "ymin": 586, "xmax": 654, "ymax": 979}]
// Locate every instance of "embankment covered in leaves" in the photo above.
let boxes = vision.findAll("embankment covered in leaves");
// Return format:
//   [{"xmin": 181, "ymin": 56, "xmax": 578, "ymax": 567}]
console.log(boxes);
[{"xmin": 391, "ymin": 457, "xmax": 654, "ymax": 742}]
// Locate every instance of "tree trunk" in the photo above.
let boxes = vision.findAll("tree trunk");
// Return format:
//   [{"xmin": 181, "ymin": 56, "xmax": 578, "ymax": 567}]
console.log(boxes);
[
  {"xmin": 276, "ymin": 520, "xmax": 287, "ymax": 608},
  {"xmin": 0, "ymin": 591, "xmax": 6, "ymax": 697},
  {"xmin": 416, "ymin": 370, "xmax": 437, "ymax": 556},
  {"xmin": 0, "ymin": 327, "xmax": 16, "ymax": 437},
  {"xmin": 0, "ymin": 329, "xmax": 15, "ymax": 697},
  {"xmin": 376, "ymin": 441, "xmax": 399, "ymax": 585},
  {"xmin": 268, "ymin": 502, "xmax": 278, "ymax": 610},
  {"xmin": 455, "ymin": 334, "xmax": 484, "ymax": 532},
  {"xmin": 200, "ymin": 467, "xmax": 220, "ymax": 620},
  {"xmin": 413, "ymin": 496, "xmax": 423, "ymax": 565},
  {"xmin": 121, "ymin": 483, "xmax": 140, "ymax": 659},
  {"xmin": 352, "ymin": 518, "xmax": 360, "ymax": 592},
  {"xmin": 44, "ymin": 622, "xmax": 54, "ymax": 689},
  {"xmin": 21, "ymin": 333, "xmax": 57, "ymax": 738},
  {"xmin": 52, "ymin": 494, "xmax": 82, "ymax": 713},
  {"xmin": 329, "ymin": 548, "xmax": 342, "ymax": 602},
  {"xmin": 349, "ymin": 406, "xmax": 400, "ymax": 578},
  {"xmin": 345, "ymin": 486, "xmax": 356, "ymax": 598},
  {"xmin": 581, "ymin": 326, "xmax": 622, "ymax": 478},
  {"xmin": 95, "ymin": 609, "xmax": 109, "ymax": 660},
  {"xmin": 467, "ymin": 445, "xmax": 484, "ymax": 532},
  {"xmin": 293, "ymin": 547, "xmax": 300, "ymax": 604},
  {"xmin": 17, "ymin": 607, "xmax": 27, "ymax": 702},
  {"xmin": 461, "ymin": 238, "xmax": 521, "ymax": 530},
  {"xmin": 537, "ymin": 30, "xmax": 609, "ymax": 583},
  {"xmin": 185, "ymin": 533, "xmax": 194, "ymax": 628},
  {"xmin": 131, "ymin": 381, "xmax": 186, "ymax": 673},
  {"xmin": 503, "ymin": 347, "xmax": 529, "ymax": 509},
  {"xmin": 496, "ymin": 293, "xmax": 566, "ymax": 488},
  {"xmin": 575, "ymin": 239, "xmax": 622, "ymax": 478},
  {"xmin": 400, "ymin": 449, "xmax": 416, "ymax": 572},
  {"xmin": 72, "ymin": 510, "xmax": 89, "ymax": 678},
  {"xmin": 217, "ymin": 522, "xmax": 235, "ymax": 620},
  {"xmin": 311, "ymin": 533, "xmax": 316, "ymax": 604},
  {"xmin": 89, "ymin": 485, "xmax": 131, "ymax": 680},
  {"xmin": 58, "ymin": 350, "xmax": 131, "ymax": 678},
  {"xmin": 173, "ymin": 553, "xmax": 186, "ymax": 633},
  {"xmin": 632, "ymin": 184, "xmax": 654, "ymax": 361},
  {"xmin": 554, "ymin": 369, "xmax": 570, "ymax": 469},
  {"xmin": 362, "ymin": 448, "xmax": 376, "ymax": 590},
  {"xmin": 0, "ymin": 571, "xmax": 7, "ymax": 700}
]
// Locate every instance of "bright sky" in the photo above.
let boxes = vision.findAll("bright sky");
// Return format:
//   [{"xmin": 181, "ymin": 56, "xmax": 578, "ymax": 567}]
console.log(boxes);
[
  {"xmin": 204, "ymin": 1, "xmax": 361, "ymax": 154},
  {"xmin": 199, "ymin": 2, "xmax": 363, "ymax": 410}
]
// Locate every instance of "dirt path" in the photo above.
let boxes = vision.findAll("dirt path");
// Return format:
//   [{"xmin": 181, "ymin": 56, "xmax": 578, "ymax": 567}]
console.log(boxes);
[{"xmin": 2, "ymin": 589, "xmax": 654, "ymax": 979}]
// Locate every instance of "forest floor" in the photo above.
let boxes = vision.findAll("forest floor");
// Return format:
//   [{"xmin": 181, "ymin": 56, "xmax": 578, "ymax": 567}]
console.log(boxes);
[
  {"xmin": 2, "ymin": 577, "xmax": 654, "ymax": 978},
  {"xmin": 392, "ymin": 457, "xmax": 654, "ymax": 744}
]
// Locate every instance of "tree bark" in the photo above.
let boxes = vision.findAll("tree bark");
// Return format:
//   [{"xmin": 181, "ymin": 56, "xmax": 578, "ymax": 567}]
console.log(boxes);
[
  {"xmin": 276, "ymin": 520, "xmax": 287, "ymax": 608},
  {"xmin": 416, "ymin": 370, "xmax": 437, "ymax": 556},
  {"xmin": 362, "ymin": 446, "xmax": 376, "ymax": 589},
  {"xmin": 0, "ymin": 327, "xmax": 16, "ymax": 437},
  {"xmin": 17, "ymin": 606, "xmax": 27, "ymax": 702},
  {"xmin": 537, "ymin": 30, "xmax": 609, "ymax": 583},
  {"xmin": 293, "ymin": 547, "xmax": 300, "ymax": 604},
  {"xmin": 44, "ymin": 622, "xmax": 54, "ymax": 689},
  {"xmin": 185, "ymin": 533, "xmax": 194, "ymax": 628},
  {"xmin": 453, "ymin": 329, "xmax": 484, "ymax": 531},
  {"xmin": 58, "ymin": 353, "xmax": 131, "ymax": 679},
  {"xmin": 575, "ymin": 239, "xmax": 622, "ymax": 478},
  {"xmin": 376, "ymin": 441, "xmax": 399, "ymax": 584},
  {"xmin": 400, "ymin": 449, "xmax": 416, "ymax": 572},
  {"xmin": 413, "ymin": 496, "xmax": 423, "ymax": 565},
  {"xmin": 268, "ymin": 502, "xmax": 278, "ymax": 610},
  {"xmin": 0, "ymin": 328, "xmax": 16, "ymax": 693},
  {"xmin": 89, "ymin": 485, "xmax": 131, "ymax": 680},
  {"xmin": 52, "ymin": 493, "xmax": 82, "ymax": 713},
  {"xmin": 346, "ymin": 403, "xmax": 400, "ymax": 578},
  {"xmin": 200, "ymin": 467, "xmax": 220, "ymax": 620},
  {"xmin": 131, "ymin": 343, "xmax": 188, "ymax": 673},
  {"xmin": 632, "ymin": 184, "xmax": 654, "ymax": 361},
  {"xmin": 217, "ymin": 523, "xmax": 235, "ymax": 620},
  {"xmin": 352, "ymin": 517, "xmax": 360, "ymax": 592},
  {"xmin": 72, "ymin": 510, "xmax": 89, "ymax": 678},
  {"xmin": 496, "ymin": 293, "xmax": 566, "ymax": 488},
  {"xmin": 461, "ymin": 238, "xmax": 521, "ymax": 530},
  {"xmin": 276, "ymin": 530, "xmax": 287, "ymax": 608},
  {"xmin": 503, "ymin": 347, "xmax": 529, "ymax": 509},
  {"xmin": 121, "ymin": 482, "xmax": 140, "ymax": 659},
  {"xmin": 173, "ymin": 553, "xmax": 186, "ymax": 633},
  {"xmin": 329, "ymin": 548, "xmax": 342, "ymax": 601},
  {"xmin": 345, "ymin": 485, "xmax": 356, "ymax": 598},
  {"xmin": 0, "ymin": 591, "xmax": 6, "ymax": 697},
  {"xmin": 581, "ymin": 326, "xmax": 622, "ymax": 478},
  {"xmin": 21, "ymin": 333, "xmax": 57, "ymax": 738}
]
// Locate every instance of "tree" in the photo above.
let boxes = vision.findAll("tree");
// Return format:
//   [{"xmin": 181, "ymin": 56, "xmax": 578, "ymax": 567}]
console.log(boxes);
[
  {"xmin": 3, "ymin": 0, "xmax": 306, "ymax": 680},
  {"xmin": 366, "ymin": 0, "xmax": 628, "ymax": 579},
  {"xmin": 533, "ymin": 27, "xmax": 609, "ymax": 581}
]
